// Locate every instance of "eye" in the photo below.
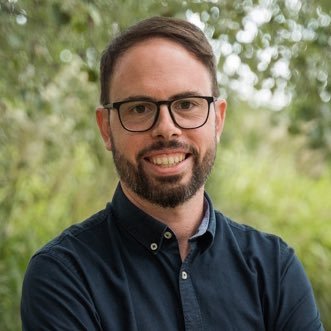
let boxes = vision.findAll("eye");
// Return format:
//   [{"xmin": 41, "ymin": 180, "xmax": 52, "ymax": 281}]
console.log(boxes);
[
  {"xmin": 178, "ymin": 101, "xmax": 192, "ymax": 109},
  {"xmin": 172, "ymin": 98, "xmax": 199, "ymax": 111},
  {"xmin": 125, "ymin": 102, "xmax": 155, "ymax": 115},
  {"xmin": 132, "ymin": 104, "xmax": 148, "ymax": 114}
]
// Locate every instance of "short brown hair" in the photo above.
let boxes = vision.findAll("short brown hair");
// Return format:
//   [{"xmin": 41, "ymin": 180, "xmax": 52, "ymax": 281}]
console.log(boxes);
[{"xmin": 99, "ymin": 16, "xmax": 219, "ymax": 105}]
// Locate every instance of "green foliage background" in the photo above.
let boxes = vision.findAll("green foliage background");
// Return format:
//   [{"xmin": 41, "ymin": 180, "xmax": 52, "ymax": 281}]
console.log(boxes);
[{"xmin": 0, "ymin": 0, "xmax": 330, "ymax": 330}]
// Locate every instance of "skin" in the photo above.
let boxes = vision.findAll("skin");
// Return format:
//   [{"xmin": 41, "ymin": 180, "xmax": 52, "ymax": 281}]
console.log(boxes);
[{"xmin": 96, "ymin": 37, "xmax": 227, "ymax": 260}]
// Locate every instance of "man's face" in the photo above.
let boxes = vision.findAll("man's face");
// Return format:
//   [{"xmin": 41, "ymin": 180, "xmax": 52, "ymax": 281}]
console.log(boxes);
[{"xmin": 97, "ymin": 37, "xmax": 226, "ymax": 208}]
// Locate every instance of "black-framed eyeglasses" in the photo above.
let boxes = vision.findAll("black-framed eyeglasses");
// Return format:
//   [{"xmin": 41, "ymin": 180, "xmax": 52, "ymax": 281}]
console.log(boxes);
[{"xmin": 103, "ymin": 96, "xmax": 216, "ymax": 132}]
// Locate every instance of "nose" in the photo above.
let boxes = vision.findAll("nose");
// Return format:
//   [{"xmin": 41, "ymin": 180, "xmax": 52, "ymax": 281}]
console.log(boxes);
[{"xmin": 151, "ymin": 104, "xmax": 182, "ymax": 139}]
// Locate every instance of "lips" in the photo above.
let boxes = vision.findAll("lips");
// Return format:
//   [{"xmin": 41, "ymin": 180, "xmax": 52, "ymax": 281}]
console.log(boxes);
[
  {"xmin": 138, "ymin": 141, "xmax": 192, "ymax": 170},
  {"xmin": 149, "ymin": 153, "xmax": 186, "ymax": 167}
]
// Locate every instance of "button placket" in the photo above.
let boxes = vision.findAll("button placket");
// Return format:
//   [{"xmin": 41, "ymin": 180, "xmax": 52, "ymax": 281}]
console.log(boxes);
[{"xmin": 178, "ymin": 242, "xmax": 203, "ymax": 331}]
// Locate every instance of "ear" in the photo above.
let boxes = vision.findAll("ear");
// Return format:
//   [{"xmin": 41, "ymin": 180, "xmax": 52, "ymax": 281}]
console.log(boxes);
[
  {"xmin": 214, "ymin": 99, "xmax": 227, "ymax": 143},
  {"xmin": 96, "ymin": 106, "xmax": 112, "ymax": 151}
]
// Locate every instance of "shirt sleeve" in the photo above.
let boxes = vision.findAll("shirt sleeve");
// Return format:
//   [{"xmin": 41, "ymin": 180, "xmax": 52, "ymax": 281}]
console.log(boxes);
[
  {"xmin": 275, "ymin": 245, "xmax": 324, "ymax": 331},
  {"xmin": 21, "ymin": 253, "xmax": 101, "ymax": 331}
]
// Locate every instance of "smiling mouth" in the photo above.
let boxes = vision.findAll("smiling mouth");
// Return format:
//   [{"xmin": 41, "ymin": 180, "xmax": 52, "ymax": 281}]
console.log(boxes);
[{"xmin": 147, "ymin": 153, "xmax": 187, "ymax": 167}]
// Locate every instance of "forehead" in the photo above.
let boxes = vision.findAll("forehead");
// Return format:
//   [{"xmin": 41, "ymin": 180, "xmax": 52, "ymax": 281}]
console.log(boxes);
[{"xmin": 109, "ymin": 37, "xmax": 212, "ymax": 100}]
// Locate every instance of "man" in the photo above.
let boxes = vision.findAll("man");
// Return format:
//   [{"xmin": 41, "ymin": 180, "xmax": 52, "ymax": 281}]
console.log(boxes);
[{"xmin": 21, "ymin": 16, "xmax": 324, "ymax": 330}]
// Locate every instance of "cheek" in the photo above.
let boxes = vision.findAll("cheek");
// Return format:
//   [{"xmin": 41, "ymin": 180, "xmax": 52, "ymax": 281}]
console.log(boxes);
[
  {"xmin": 193, "ymin": 124, "xmax": 217, "ymax": 149},
  {"xmin": 112, "ymin": 132, "xmax": 145, "ymax": 162}
]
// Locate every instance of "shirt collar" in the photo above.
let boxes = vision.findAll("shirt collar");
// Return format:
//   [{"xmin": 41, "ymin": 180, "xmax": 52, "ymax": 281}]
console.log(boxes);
[
  {"xmin": 190, "ymin": 198, "xmax": 210, "ymax": 239},
  {"xmin": 109, "ymin": 183, "xmax": 216, "ymax": 253}
]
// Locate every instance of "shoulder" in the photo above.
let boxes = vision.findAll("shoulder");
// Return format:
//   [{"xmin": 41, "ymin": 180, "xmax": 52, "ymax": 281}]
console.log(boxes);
[
  {"xmin": 215, "ymin": 210, "xmax": 286, "ymax": 242},
  {"xmin": 30, "ymin": 205, "xmax": 116, "ymax": 272},
  {"xmin": 214, "ymin": 211, "xmax": 294, "ymax": 268},
  {"xmin": 21, "ymin": 208, "xmax": 114, "ymax": 329}
]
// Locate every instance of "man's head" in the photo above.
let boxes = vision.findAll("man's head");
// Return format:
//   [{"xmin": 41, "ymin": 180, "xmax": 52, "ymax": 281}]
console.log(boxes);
[{"xmin": 96, "ymin": 17, "xmax": 226, "ymax": 208}]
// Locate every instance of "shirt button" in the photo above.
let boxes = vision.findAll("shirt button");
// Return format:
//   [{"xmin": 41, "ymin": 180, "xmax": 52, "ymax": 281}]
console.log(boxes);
[
  {"xmin": 181, "ymin": 271, "xmax": 188, "ymax": 280},
  {"xmin": 150, "ymin": 243, "xmax": 158, "ymax": 251},
  {"xmin": 164, "ymin": 231, "xmax": 172, "ymax": 239}
]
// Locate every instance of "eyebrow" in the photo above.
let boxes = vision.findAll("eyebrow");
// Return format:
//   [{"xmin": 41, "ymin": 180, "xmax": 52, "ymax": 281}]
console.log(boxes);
[{"xmin": 114, "ymin": 91, "xmax": 205, "ymax": 103}]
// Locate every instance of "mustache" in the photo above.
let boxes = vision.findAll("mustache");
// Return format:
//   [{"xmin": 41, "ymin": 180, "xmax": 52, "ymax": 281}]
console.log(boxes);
[{"xmin": 137, "ymin": 140, "xmax": 197, "ymax": 160}]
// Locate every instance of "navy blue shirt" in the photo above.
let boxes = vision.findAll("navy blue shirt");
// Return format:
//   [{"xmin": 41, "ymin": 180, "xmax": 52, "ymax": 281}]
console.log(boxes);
[{"xmin": 21, "ymin": 184, "xmax": 324, "ymax": 330}]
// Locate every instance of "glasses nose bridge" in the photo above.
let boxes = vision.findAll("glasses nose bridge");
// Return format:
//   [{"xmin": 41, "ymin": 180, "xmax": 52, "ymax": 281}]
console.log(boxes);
[
  {"xmin": 156, "ymin": 100, "xmax": 172, "ymax": 113},
  {"xmin": 153, "ymin": 99, "xmax": 177, "ymax": 129},
  {"xmin": 154, "ymin": 100, "xmax": 174, "ymax": 120}
]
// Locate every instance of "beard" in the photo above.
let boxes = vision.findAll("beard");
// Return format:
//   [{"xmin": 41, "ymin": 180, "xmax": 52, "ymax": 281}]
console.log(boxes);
[{"xmin": 111, "ymin": 137, "xmax": 217, "ymax": 208}]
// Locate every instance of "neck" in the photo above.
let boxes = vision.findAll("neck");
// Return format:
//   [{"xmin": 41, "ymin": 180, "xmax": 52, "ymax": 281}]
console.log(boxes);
[{"xmin": 120, "ymin": 182, "xmax": 205, "ymax": 260}]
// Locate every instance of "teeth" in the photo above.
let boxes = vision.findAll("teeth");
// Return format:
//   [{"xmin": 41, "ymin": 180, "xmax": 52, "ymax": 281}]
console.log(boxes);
[{"xmin": 151, "ymin": 153, "xmax": 185, "ymax": 167}]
